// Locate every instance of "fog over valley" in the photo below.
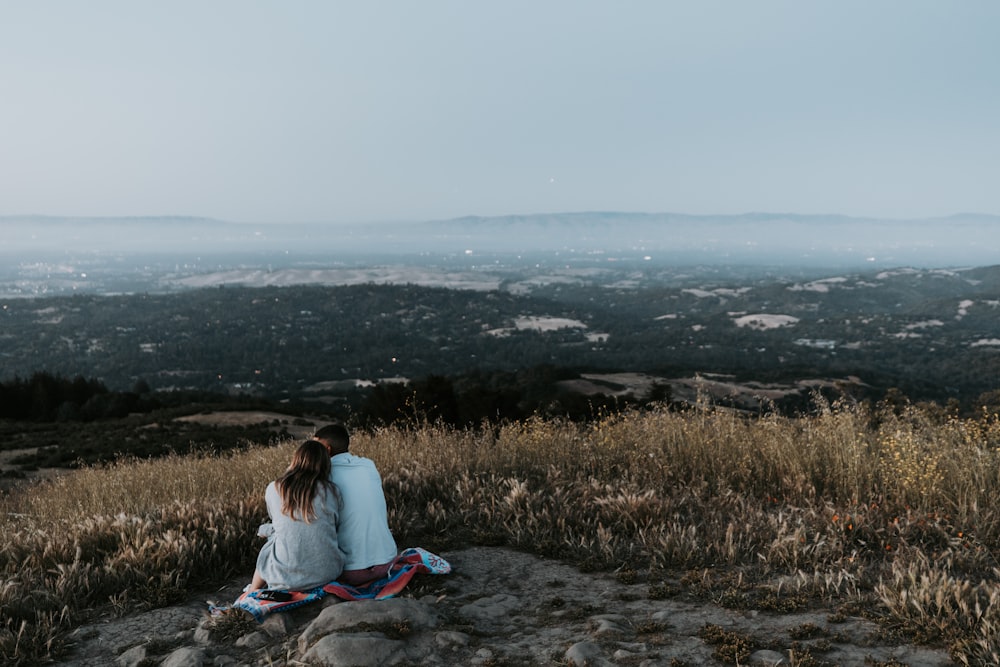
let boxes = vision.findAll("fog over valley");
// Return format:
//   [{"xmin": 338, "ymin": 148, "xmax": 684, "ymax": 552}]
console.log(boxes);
[{"xmin": 2, "ymin": 212, "xmax": 998, "ymax": 298}]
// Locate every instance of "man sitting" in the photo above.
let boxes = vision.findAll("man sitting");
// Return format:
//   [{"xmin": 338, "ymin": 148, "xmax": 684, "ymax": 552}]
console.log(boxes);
[{"xmin": 314, "ymin": 423, "xmax": 398, "ymax": 586}]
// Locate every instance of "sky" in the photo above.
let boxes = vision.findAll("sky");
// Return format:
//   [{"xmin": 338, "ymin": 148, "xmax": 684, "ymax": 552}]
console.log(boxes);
[{"xmin": 2, "ymin": 1, "xmax": 998, "ymax": 225}]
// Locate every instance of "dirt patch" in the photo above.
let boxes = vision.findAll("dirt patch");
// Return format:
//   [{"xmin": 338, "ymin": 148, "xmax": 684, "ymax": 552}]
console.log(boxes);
[
  {"xmin": 0, "ymin": 447, "xmax": 68, "ymax": 493},
  {"xmin": 172, "ymin": 410, "xmax": 332, "ymax": 441}
]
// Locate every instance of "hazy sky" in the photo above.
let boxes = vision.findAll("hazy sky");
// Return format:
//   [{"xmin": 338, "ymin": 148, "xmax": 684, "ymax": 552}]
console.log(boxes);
[{"xmin": 2, "ymin": 1, "xmax": 998, "ymax": 224}]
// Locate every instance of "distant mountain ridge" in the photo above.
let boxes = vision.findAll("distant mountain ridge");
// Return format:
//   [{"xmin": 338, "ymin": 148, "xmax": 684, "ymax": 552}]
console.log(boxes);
[
  {"xmin": 2, "ymin": 211, "xmax": 997, "ymax": 268},
  {"xmin": 5, "ymin": 210, "xmax": 997, "ymax": 225},
  {"xmin": 439, "ymin": 210, "xmax": 1000, "ymax": 225}
]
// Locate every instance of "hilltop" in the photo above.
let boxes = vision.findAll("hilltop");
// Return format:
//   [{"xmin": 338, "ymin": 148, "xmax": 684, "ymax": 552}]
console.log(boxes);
[
  {"xmin": 6, "ymin": 404, "xmax": 995, "ymax": 665},
  {"xmin": 60, "ymin": 546, "xmax": 953, "ymax": 667}
]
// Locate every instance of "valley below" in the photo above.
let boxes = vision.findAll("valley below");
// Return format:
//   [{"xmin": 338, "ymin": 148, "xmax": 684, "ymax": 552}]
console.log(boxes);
[{"xmin": 1, "ymin": 253, "xmax": 998, "ymax": 414}]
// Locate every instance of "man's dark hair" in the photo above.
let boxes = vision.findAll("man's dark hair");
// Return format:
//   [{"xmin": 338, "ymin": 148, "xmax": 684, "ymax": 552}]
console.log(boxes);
[{"xmin": 314, "ymin": 423, "xmax": 350, "ymax": 455}]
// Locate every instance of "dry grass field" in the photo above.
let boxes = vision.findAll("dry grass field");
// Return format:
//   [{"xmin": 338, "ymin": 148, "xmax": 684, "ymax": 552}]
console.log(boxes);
[{"xmin": 3, "ymin": 398, "xmax": 1000, "ymax": 664}]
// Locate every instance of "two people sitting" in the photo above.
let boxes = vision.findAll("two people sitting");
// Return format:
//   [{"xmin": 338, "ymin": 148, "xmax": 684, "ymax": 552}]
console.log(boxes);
[{"xmin": 249, "ymin": 424, "xmax": 398, "ymax": 592}]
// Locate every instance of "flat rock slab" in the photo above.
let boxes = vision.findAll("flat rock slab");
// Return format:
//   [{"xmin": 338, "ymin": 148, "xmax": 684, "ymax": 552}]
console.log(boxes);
[{"xmin": 55, "ymin": 546, "xmax": 956, "ymax": 667}]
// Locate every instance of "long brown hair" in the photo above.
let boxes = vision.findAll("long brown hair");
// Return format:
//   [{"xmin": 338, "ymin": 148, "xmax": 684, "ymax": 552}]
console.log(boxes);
[{"xmin": 276, "ymin": 440, "xmax": 339, "ymax": 522}]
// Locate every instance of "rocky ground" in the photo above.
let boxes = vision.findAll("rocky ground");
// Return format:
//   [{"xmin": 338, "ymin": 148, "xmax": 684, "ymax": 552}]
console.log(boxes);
[{"xmin": 56, "ymin": 546, "xmax": 955, "ymax": 667}]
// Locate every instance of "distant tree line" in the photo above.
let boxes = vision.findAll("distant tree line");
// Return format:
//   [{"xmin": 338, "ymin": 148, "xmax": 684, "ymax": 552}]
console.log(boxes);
[
  {"xmin": 0, "ymin": 372, "xmax": 300, "ymax": 424},
  {"xmin": 0, "ymin": 366, "xmax": 668, "ymax": 428},
  {"xmin": 353, "ymin": 365, "xmax": 674, "ymax": 428},
  {"xmin": 4, "ymin": 362, "xmax": 998, "ymax": 441},
  {"xmin": 0, "ymin": 372, "xmax": 145, "ymax": 421},
  {"xmin": 5, "ymin": 366, "xmax": 999, "ymax": 476}
]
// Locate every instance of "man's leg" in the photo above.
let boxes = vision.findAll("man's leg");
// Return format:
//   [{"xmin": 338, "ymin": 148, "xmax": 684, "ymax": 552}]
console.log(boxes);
[{"xmin": 338, "ymin": 561, "xmax": 393, "ymax": 586}]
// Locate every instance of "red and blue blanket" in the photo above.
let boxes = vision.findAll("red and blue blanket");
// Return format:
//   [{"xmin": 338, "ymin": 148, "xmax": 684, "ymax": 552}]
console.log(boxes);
[{"xmin": 218, "ymin": 548, "xmax": 451, "ymax": 622}]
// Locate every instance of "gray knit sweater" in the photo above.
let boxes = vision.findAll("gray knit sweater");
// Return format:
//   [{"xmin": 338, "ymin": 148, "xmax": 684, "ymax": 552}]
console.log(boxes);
[{"xmin": 255, "ymin": 480, "xmax": 346, "ymax": 590}]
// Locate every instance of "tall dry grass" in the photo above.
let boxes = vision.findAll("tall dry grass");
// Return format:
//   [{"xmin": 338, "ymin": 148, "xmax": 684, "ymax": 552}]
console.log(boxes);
[{"xmin": 3, "ymin": 400, "xmax": 1000, "ymax": 664}]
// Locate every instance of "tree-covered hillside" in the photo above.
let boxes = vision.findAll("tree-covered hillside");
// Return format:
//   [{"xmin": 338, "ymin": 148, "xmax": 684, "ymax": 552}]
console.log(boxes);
[{"xmin": 1, "ymin": 265, "xmax": 998, "ymax": 408}]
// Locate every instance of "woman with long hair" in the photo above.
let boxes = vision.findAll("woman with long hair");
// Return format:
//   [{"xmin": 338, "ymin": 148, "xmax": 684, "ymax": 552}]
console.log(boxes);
[{"xmin": 250, "ymin": 439, "xmax": 346, "ymax": 591}]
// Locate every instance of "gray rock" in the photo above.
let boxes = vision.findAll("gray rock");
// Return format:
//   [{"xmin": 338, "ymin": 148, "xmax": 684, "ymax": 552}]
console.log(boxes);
[
  {"xmin": 617, "ymin": 641, "xmax": 648, "ymax": 651},
  {"xmin": 469, "ymin": 647, "xmax": 495, "ymax": 665},
  {"xmin": 457, "ymin": 593, "xmax": 520, "ymax": 621},
  {"xmin": 564, "ymin": 641, "xmax": 613, "ymax": 667},
  {"xmin": 300, "ymin": 633, "xmax": 406, "ymax": 666},
  {"xmin": 193, "ymin": 621, "xmax": 213, "ymax": 646},
  {"xmin": 235, "ymin": 631, "xmax": 268, "ymax": 649},
  {"xmin": 116, "ymin": 644, "xmax": 147, "ymax": 667},
  {"xmin": 434, "ymin": 630, "xmax": 471, "ymax": 647},
  {"xmin": 298, "ymin": 598, "xmax": 438, "ymax": 654},
  {"xmin": 612, "ymin": 642, "xmax": 651, "ymax": 662},
  {"xmin": 613, "ymin": 647, "xmax": 640, "ymax": 660},
  {"xmin": 260, "ymin": 613, "xmax": 292, "ymax": 638},
  {"xmin": 587, "ymin": 613, "xmax": 628, "ymax": 637},
  {"xmin": 160, "ymin": 646, "xmax": 208, "ymax": 667}
]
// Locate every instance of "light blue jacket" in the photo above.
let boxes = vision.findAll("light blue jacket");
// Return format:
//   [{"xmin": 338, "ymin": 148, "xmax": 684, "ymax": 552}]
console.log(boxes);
[{"xmin": 330, "ymin": 452, "xmax": 398, "ymax": 570}]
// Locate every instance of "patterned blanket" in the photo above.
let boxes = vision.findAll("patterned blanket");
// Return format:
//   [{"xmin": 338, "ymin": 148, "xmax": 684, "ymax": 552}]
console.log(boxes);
[
  {"xmin": 323, "ymin": 547, "xmax": 451, "ymax": 601},
  {"xmin": 217, "ymin": 548, "xmax": 451, "ymax": 622}
]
